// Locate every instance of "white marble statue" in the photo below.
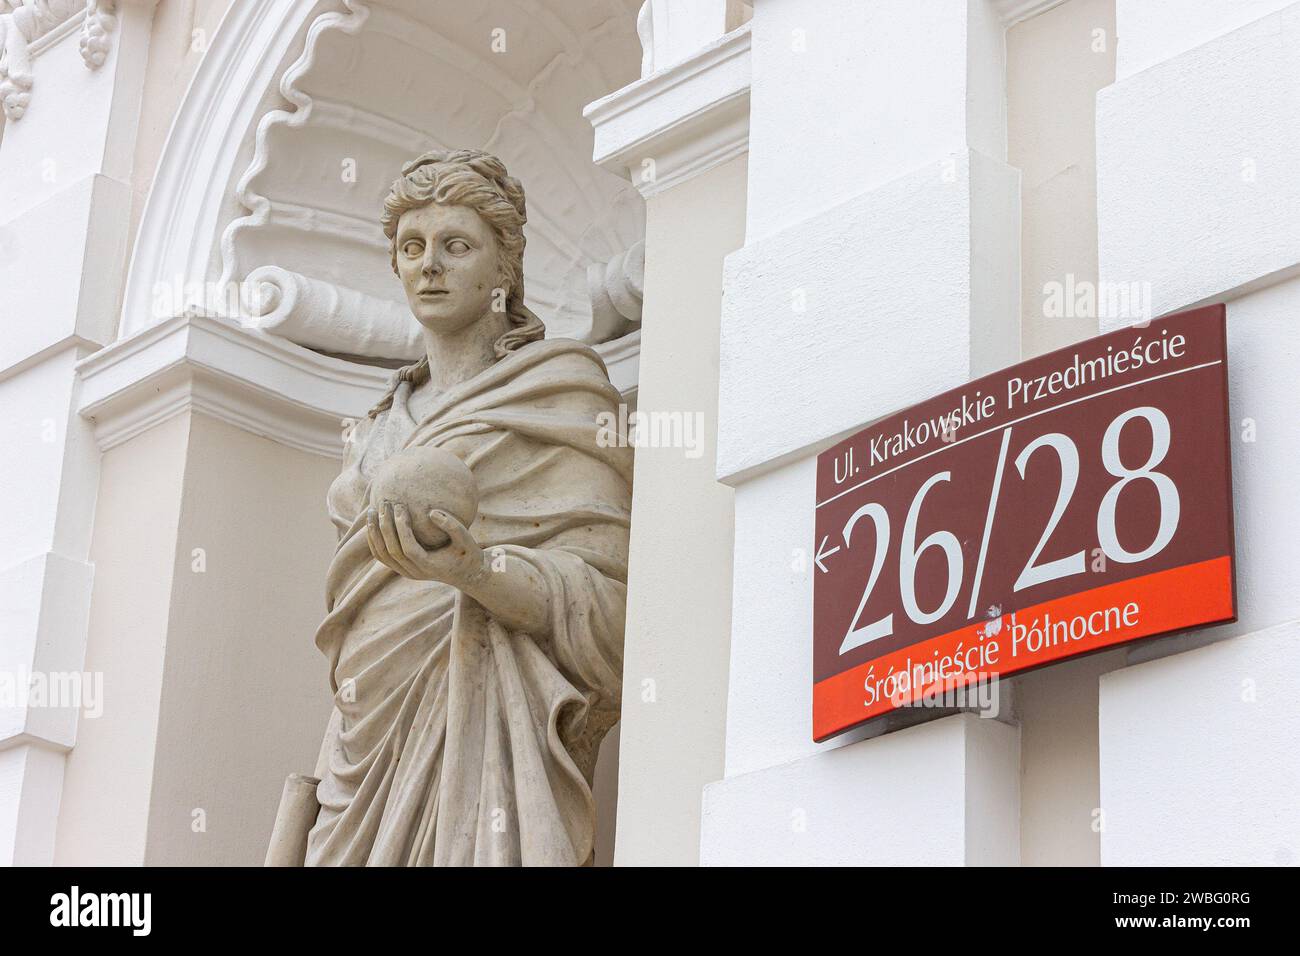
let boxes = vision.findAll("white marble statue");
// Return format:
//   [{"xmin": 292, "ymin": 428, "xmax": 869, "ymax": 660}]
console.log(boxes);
[{"xmin": 269, "ymin": 149, "xmax": 632, "ymax": 867}]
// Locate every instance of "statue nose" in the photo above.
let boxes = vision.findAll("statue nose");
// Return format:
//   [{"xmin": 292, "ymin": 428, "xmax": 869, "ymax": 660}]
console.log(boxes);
[{"xmin": 422, "ymin": 252, "xmax": 444, "ymax": 276}]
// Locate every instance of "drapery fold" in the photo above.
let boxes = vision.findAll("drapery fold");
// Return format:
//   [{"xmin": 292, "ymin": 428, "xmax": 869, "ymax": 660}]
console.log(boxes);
[{"xmin": 306, "ymin": 339, "xmax": 631, "ymax": 866}]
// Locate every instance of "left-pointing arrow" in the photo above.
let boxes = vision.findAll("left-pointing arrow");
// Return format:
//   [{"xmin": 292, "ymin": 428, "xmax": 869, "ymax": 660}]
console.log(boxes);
[{"xmin": 814, "ymin": 535, "xmax": 841, "ymax": 573}]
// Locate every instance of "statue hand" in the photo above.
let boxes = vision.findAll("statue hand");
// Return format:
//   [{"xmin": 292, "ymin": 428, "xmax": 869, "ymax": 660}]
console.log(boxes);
[{"xmin": 366, "ymin": 503, "xmax": 486, "ymax": 589}]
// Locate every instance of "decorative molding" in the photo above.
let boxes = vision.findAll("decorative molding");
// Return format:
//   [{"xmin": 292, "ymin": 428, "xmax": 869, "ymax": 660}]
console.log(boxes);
[
  {"xmin": 77, "ymin": 313, "xmax": 391, "ymax": 458},
  {"xmin": 77, "ymin": 314, "xmax": 642, "ymax": 458},
  {"xmin": 215, "ymin": 0, "xmax": 645, "ymax": 346},
  {"xmin": 25, "ymin": 2, "xmax": 82, "ymax": 56},
  {"xmin": 216, "ymin": 0, "xmax": 374, "ymax": 294},
  {"xmin": 78, "ymin": 0, "xmax": 114, "ymax": 66},
  {"xmin": 105, "ymin": 0, "xmax": 646, "ymax": 451},
  {"xmin": 585, "ymin": 22, "xmax": 750, "ymax": 198},
  {"xmin": 0, "ymin": 0, "xmax": 118, "ymax": 120},
  {"xmin": 992, "ymin": 0, "xmax": 1068, "ymax": 28},
  {"xmin": 121, "ymin": 0, "xmax": 646, "ymax": 354},
  {"xmin": 117, "ymin": 0, "xmax": 332, "ymax": 338}
]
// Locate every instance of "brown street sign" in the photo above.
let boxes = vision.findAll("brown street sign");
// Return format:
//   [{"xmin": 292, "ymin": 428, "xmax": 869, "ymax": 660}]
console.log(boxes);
[{"xmin": 812, "ymin": 305, "xmax": 1236, "ymax": 740}]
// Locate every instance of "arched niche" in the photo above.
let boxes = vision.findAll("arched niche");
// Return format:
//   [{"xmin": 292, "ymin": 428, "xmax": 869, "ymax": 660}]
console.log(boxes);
[
  {"xmin": 109, "ymin": 0, "xmax": 644, "ymax": 867},
  {"xmin": 123, "ymin": 0, "xmax": 645, "ymax": 381}
]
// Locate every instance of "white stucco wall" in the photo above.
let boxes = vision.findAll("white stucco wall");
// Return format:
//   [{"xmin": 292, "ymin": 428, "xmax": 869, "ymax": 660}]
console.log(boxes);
[
  {"xmin": 701, "ymin": 0, "xmax": 1024, "ymax": 866},
  {"xmin": 1099, "ymin": 619, "xmax": 1299, "ymax": 865},
  {"xmin": 1092, "ymin": 0, "xmax": 1300, "ymax": 866},
  {"xmin": 0, "ymin": 0, "xmax": 163, "ymax": 863},
  {"xmin": 614, "ymin": 154, "xmax": 747, "ymax": 866},
  {"xmin": 1113, "ymin": 0, "xmax": 1297, "ymax": 79},
  {"xmin": 54, "ymin": 413, "xmax": 190, "ymax": 865},
  {"xmin": 702, "ymin": 714, "xmax": 1019, "ymax": 866}
]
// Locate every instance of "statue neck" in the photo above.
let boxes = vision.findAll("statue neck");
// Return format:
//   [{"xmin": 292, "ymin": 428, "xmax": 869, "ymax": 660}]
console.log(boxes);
[{"xmin": 421, "ymin": 311, "xmax": 512, "ymax": 393}]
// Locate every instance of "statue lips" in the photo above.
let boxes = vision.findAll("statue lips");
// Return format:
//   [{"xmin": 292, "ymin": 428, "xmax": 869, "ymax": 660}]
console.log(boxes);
[
  {"xmin": 369, "ymin": 445, "xmax": 479, "ymax": 549},
  {"xmin": 417, "ymin": 287, "xmax": 450, "ymax": 305}
]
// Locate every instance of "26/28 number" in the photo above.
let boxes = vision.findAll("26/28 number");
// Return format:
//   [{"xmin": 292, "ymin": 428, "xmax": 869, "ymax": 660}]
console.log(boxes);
[{"xmin": 837, "ymin": 406, "xmax": 1180, "ymax": 654}]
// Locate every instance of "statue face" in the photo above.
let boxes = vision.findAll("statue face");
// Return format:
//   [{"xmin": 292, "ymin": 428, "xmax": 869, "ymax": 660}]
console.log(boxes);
[{"xmin": 395, "ymin": 203, "xmax": 503, "ymax": 335}]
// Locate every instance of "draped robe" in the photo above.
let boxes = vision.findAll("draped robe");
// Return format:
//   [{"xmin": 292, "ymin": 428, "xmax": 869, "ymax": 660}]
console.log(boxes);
[{"xmin": 305, "ymin": 339, "xmax": 632, "ymax": 866}]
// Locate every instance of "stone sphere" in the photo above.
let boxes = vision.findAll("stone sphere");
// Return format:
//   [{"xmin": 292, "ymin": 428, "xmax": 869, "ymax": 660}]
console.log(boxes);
[{"xmin": 369, "ymin": 445, "xmax": 479, "ymax": 550}]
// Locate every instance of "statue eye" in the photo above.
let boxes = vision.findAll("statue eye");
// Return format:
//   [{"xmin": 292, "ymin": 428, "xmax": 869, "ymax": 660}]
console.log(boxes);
[
  {"xmin": 402, "ymin": 239, "xmax": 424, "ymax": 258},
  {"xmin": 446, "ymin": 238, "xmax": 471, "ymax": 255}
]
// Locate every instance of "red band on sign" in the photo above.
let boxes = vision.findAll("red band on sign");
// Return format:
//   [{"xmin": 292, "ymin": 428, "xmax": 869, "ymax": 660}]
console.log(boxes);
[{"xmin": 812, "ymin": 555, "xmax": 1234, "ymax": 741}]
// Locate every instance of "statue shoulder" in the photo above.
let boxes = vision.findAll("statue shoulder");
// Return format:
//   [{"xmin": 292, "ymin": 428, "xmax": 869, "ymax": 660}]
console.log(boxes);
[{"xmin": 510, "ymin": 337, "xmax": 614, "ymax": 382}]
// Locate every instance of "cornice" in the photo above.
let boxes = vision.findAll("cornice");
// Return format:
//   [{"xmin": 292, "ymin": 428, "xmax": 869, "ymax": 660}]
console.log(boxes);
[
  {"xmin": 584, "ymin": 22, "xmax": 750, "ymax": 198},
  {"xmin": 77, "ymin": 316, "xmax": 642, "ymax": 458},
  {"xmin": 77, "ymin": 314, "xmax": 390, "ymax": 458}
]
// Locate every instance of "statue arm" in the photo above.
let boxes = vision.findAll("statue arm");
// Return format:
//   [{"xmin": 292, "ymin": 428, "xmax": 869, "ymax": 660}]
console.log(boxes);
[
  {"xmin": 366, "ymin": 502, "xmax": 552, "ymax": 635},
  {"xmin": 459, "ymin": 549, "xmax": 551, "ymax": 635}
]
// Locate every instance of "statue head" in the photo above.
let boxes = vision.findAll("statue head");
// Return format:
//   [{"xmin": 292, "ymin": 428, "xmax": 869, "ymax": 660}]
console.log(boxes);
[{"xmin": 382, "ymin": 148, "xmax": 544, "ymax": 354}]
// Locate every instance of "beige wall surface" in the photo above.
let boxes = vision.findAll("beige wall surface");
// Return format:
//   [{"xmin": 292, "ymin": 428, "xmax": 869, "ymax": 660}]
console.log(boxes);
[
  {"xmin": 1010, "ymin": 0, "xmax": 1116, "ymax": 360},
  {"xmin": 56, "ymin": 412, "xmax": 338, "ymax": 865},
  {"xmin": 143, "ymin": 413, "xmax": 336, "ymax": 865},
  {"xmin": 1007, "ymin": 0, "xmax": 1119, "ymax": 867},
  {"xmin": 55, "ymin": 413, "xmax": 191, "ymax": 866},
  {"xmin": 614, "ymin": 155, "xmax": 747, "ymax": 866}
]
